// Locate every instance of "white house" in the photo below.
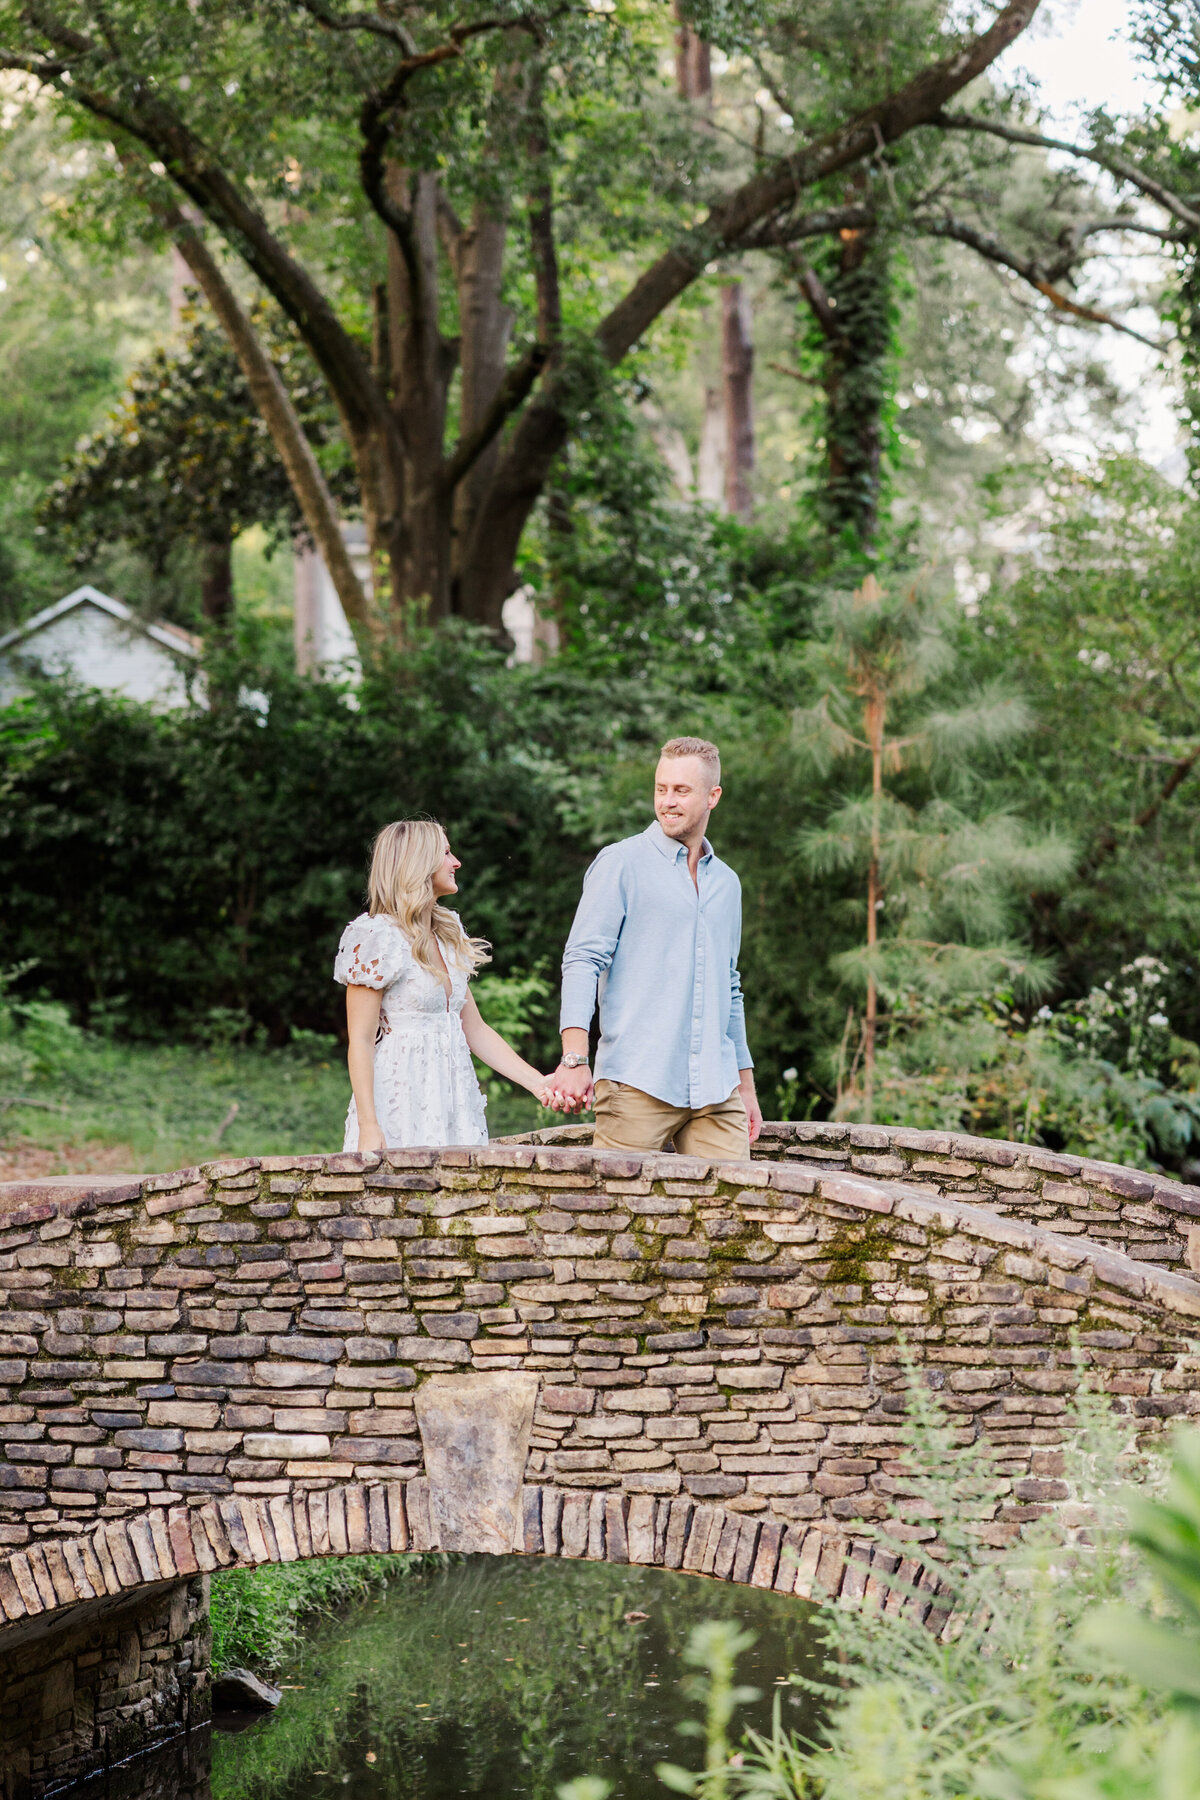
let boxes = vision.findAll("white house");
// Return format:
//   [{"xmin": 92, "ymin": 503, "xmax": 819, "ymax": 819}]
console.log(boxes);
[{"xmin": 0, "ymin": 585, "xmax": 202, "ymax": 710}]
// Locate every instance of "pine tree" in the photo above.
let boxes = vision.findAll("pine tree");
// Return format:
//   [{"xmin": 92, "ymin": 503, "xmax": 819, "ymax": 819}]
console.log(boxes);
[{"xmin": 796, "ymin": 573, "xmax": 1072, "ymax": 1120}]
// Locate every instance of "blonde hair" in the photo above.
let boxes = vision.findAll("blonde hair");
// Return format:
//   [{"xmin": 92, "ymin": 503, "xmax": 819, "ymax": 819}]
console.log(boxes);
[
  {"xmin": 660, "ymin": 735, "xmax": 721, "ymax": 786},
  {"xmin": 366, "ymin": 819, "xmax": 490, "ymax": 981}
]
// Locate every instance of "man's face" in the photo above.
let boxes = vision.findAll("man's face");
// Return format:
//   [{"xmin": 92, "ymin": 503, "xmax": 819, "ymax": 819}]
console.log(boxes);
[{"xmin": 654, "ymin": 756, "xmax": 721, "ymax": 841}]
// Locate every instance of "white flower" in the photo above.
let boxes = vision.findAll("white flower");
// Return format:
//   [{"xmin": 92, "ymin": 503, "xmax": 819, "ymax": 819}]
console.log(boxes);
[
  {"xmin": 1149, "ymin": 1012, "xmax": 1169, "ymax": 1028},
  {"xmin": 782, "ymin": 1067, "xmax": 798, "ymax": 1083}
]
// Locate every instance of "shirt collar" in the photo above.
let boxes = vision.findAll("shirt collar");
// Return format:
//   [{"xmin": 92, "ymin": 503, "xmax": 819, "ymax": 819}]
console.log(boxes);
[{"xmin": 645, "ymin": 820, "xmax": 714, "ymax": 864}]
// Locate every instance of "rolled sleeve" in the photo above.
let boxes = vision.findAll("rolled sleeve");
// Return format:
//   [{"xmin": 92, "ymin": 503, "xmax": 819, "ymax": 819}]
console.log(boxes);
[{"xmin": 560, "ymin": 848, "xmax": 627, "ymax": 1034}]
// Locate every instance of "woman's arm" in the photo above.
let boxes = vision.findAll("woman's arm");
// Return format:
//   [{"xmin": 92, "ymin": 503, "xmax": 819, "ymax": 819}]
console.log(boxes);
[
  {"xmin": 460, "ymin": 992, "xmax": 557, "ymax": 1103},
  {"xmin": 345, "ymin": 985, "xmax": 385, "ymax": 1152}
]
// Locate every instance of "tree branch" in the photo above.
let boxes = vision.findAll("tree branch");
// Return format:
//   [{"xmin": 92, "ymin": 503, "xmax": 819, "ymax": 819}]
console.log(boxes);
[
  {"xmin": 1090, "ymin": 743, "xmax": 1200, "ymax": 868},
  {"xmin": 441, "ymin": 343, "xmax": 548, "ymax": 492},
  {"xmin": 768, "ymin": 359, "xmax": 822, "ymax": 385},
  {"xmin": 934, "ymin": 109, "xmax": 1200, "ymax": 233},
  {"xmin": 595, "ymin": 0, "xmax": 1046, "ymax": 365},
  {"xmin": 0, "ymin": 48, "xmax": 67, "ymax": 75},
  {"xmin": 159, "ymin": 204, "xmax": 376, "ymax": 641},
  {"xmin": 9, "ymin": 17, "xmax": 385, "ymax": 448},
  {"xmin": 358, "ymin": 17, "xmax": 533, "ymax": 288},
  {"xmin": 738, "ymin": 203, "xmax": 876, "ymax": 250},
  {"xmin": 1135, "ymin": 743, "xmax": 1200, "ymax": 832},
  {"xmin": 290, "ymin": 0, "xmax": 416, "ymax": 52},
  {"xmin": 919, "ymin": 214, "xmax": 1164, "ymax": 346},
  {"xmin": 787, "ymin": 249, "xmax": 844, "ymax": 342}
]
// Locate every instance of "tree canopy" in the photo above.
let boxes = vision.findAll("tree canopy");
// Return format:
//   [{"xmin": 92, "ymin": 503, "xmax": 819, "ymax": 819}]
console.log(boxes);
[{"xmin": 13, "ymin": 0, "xmax": 1190, "ymax": 636}]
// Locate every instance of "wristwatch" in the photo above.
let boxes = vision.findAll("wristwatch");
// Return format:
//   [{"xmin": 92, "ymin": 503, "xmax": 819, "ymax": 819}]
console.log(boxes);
[{"xmin": 559, "ymin": 1053, "xmax": 590, "ymax": 1069}]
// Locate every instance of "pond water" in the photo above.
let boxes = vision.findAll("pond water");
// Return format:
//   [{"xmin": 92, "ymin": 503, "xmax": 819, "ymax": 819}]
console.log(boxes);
[{"xmin": 211, "ymin": 1556, "xmax": 826, "ymax": 1800}]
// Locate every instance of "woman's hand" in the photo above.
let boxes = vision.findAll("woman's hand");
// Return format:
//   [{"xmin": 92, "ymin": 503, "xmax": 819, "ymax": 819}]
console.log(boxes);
[
  {"xmin": 537, "ymin": 1082, "xmax": 579, "ymax": 1113},
  {"xmin": 356, "ymin": 1121, "xmax": 385, "ymax": 1153}
]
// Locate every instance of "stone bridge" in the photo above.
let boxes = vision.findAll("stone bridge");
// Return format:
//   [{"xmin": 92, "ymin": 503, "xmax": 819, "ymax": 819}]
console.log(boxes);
[{"xmin": 2, "ymin": 1121, "xmax": 1199, "ymax": 1792}]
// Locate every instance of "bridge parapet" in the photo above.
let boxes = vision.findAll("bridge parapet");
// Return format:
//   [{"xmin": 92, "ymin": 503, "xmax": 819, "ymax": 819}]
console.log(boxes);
[{"xmin": 514, "ymin": 1120, "xmax": 1200, "ymax": 1270}]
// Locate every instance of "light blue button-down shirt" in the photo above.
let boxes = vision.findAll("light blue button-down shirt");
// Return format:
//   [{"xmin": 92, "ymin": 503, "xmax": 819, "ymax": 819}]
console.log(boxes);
[{"xmin": 560, "ymin": 820, "xmax": 753, "ymax": 1109}]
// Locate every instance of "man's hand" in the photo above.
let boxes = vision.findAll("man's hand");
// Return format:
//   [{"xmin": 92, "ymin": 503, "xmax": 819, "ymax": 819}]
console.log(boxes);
[
  {"xmin": 553, "ymin": 1062, "xmax": 594, "ymax": 1113},
  {"xmin": 738, "ymin": 1069, "xmax": 763, "ymax": 1144}
]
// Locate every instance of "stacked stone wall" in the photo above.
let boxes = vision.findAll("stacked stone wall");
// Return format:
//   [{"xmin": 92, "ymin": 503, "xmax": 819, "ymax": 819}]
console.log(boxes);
[{"xmin": 0, "ymin": 1140, "xmax": 1195, "ymax": 1633}]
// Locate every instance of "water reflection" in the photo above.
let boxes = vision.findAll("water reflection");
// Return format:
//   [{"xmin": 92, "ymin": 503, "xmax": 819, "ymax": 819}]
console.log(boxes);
[{"xmin": 212, "ymin": 1557, "xmax": 824, "ymax": 1800}]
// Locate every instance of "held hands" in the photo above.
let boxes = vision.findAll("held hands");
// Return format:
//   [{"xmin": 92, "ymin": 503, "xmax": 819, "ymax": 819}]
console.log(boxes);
[{"xmin": 538, "ymin": 1061, "xmax": 593, "ymax": 1114}]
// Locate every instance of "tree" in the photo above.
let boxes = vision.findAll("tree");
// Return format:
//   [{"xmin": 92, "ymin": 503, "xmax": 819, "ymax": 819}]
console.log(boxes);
[
  {"xmin": 796, "ymin": 572, "xmax": 1070, "ymax": 1119},
  {"xmin": 974, "ymin": 458, "xmax": 1200, "ymax": 1047},
  {"xmin": 0, "ymin": 0, "xmax": 1057, "ymax": 642},
  {"xmin": 38, "ymin": 305, "xmax": 355, "ymax": 627},
  {"xmin": 731, "ymin": 1, "xmax": 1200, "ymax": 549}
]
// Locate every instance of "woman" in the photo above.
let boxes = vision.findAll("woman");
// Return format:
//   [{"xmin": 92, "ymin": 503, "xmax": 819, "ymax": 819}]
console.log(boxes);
[{"xmin": 335, "ymin": 819, "xmax": 558, "ymax": 1151}]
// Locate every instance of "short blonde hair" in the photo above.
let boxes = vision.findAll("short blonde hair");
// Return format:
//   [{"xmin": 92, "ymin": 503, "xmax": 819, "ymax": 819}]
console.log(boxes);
[
  {"xmin": 659, "ymin": 736, "xmax": 721, "ymax": 787},
  {"xmin": 367, "ymin": 819, "xmax": 490, "ymax": 980}
]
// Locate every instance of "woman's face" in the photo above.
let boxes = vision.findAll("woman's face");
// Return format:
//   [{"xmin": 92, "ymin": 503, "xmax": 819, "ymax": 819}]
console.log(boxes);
[{"xmin": 431, "ymin": 839, "xmax": 461, "ymax": 898}]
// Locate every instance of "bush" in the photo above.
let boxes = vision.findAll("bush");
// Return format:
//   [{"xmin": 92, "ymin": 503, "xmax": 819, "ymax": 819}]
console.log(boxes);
[{"xmin": 0, "ymin": 630, "xmax": 648, "ymax": 1042}]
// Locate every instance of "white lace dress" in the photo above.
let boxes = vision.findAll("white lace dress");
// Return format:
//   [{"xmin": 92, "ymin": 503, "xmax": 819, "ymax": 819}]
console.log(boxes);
[{"xmin": 334, "ymin": 912, "xmax": 488, "ymax": 1150}]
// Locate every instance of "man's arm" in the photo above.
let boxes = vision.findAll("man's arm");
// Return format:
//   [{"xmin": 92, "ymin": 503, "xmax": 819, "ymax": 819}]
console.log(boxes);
[
  {"xmin": 729, "ymin": 898, "xmax": 762, "ymax": 1143},
  {"xmin": 556, "ymin": 848, "xmax": 627, "ymax": 1109}
]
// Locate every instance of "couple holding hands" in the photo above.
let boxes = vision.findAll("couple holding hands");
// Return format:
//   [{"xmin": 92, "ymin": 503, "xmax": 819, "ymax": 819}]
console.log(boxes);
[{"xmin": 335, "ymin": 736, "xmax": 761, "ymax": 1162}]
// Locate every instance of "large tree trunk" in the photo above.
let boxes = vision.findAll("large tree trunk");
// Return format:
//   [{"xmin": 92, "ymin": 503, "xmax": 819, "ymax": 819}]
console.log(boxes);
[
  {"xmin": 821, "ymin": 231, "xmax": 891, "ymax": 546},
  {"xmin": 450, "ymin": 205, "xmax": 513, "ymax": 610},
  {"xmin": 675, "ymin": 9, "xmax": 755, "ymax": 521},
  {"xmin": 165, "ymin": 212, "xmax": 374, "ymax": 639},
  {"xmin": 385, "ymin": 168, "xmax": 455, "ymax": 619},
  {"xmin": 721, "ymin": 283, "xmax": 755, "ymax": 519},
  {"xmin": 199, "ymin": 533, "xmax": 234, "ymax": 630}
]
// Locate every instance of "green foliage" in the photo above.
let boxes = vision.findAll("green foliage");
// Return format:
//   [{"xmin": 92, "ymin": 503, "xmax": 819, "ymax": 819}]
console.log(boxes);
[
  {"xmin": 37, "ymin": 303, "xmax": 353, "ymax": 573},
  {"xmin": 858, "ymin": 958, "xmax": 1200, "ymax": 1165},
  {"xmin": 0, "ymin": 628, "xmax": 627, "ymax": 1042},
  {"xmin": 0, "ymin": 963, "xmax": 83, "ymax": 1089},
  {"xmin": 210, "ymin": 1554, "xmax": 423, "ymax": 1675},
  {"xmin": 794, "ymin": 570, "xmax": 1070, "ymax": 1116}
]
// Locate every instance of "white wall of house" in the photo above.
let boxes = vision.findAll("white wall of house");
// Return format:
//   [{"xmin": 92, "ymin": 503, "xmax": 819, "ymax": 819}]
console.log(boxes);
[{"xmin": 0, "ymin": 588, "xmax": 199, "ymax": 710}]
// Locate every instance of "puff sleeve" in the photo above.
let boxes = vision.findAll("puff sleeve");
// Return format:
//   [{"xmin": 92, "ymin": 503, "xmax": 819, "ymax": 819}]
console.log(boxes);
[{"xmin": 333, "ymin": 913, "xmax": 410, "ymax": 989}]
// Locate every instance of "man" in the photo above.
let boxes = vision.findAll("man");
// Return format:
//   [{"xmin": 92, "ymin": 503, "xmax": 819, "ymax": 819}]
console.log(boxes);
[{"xmin": 551, "ymin": 736, "xmax": 761, "ymax": 1158}]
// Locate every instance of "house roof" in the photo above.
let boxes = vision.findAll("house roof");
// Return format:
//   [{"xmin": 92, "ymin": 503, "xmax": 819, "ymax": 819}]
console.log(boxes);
[{"xmin": 0, "ymin": 585, "xmax": 202, "ymax": 660}]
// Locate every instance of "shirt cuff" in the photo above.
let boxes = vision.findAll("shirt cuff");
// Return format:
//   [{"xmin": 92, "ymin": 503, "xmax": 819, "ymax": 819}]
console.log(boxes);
[{"xmin": 559, "ymin": 969, "xmax": 598, "ymax": 1034}]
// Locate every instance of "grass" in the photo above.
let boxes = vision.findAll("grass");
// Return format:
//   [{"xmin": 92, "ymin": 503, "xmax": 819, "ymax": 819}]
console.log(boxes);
[
  {"xmin": 210, "ymin": 1555, "xmax": 431, "ymax": 1675},
  {"xmin": 0, "ymin": 1029, "xmax": 550, "ymax": 1179}
]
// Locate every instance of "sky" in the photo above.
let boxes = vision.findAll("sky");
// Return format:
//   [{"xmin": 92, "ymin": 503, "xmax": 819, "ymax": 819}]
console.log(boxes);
[
  {"xmin": 1010, "ymin": 0, "xmax": 1157, "ymax": 116},
  {"xmin": 1002, "ymin": 0, "xmax": 1182, "ymax": 468}
]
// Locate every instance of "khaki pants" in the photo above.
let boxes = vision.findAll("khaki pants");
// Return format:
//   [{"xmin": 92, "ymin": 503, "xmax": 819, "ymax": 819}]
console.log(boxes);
[{"xmin": 592, "ymin": 1080, "xmax": 750, "ymax": 1161}]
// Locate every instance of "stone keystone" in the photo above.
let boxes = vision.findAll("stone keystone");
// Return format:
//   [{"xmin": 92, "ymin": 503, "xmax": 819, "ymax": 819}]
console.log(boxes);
[{"xmin": 414, "ymin": 1370, "xmax": 539, "ymax": 1555}]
